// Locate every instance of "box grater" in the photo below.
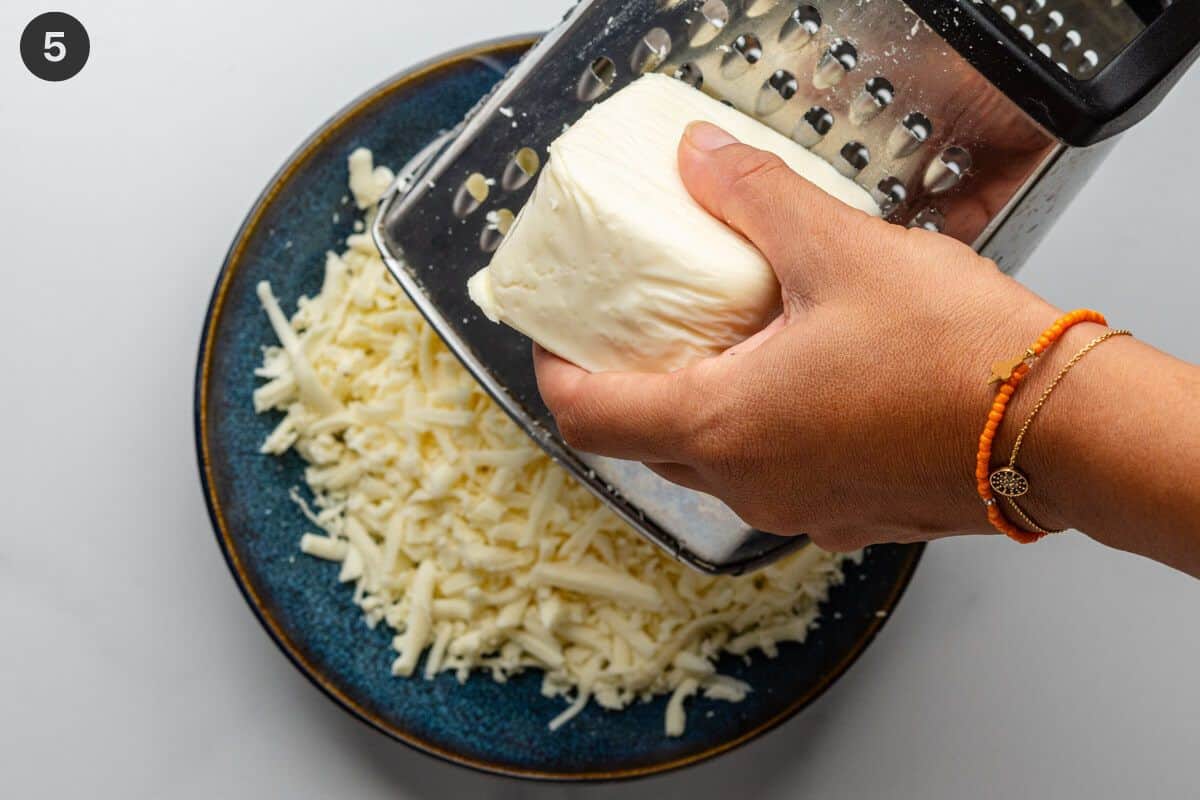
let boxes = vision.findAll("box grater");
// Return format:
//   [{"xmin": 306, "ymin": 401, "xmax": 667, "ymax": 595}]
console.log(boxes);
[{"xmin": 373, "ymin": 0, "xmax": 1200, "ymax": 574}]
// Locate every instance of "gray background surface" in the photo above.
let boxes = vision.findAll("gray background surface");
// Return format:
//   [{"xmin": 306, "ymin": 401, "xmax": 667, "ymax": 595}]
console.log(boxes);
[{"xmin": 2, "ymin": 1, "xmax": 1197, "ymax": 797}]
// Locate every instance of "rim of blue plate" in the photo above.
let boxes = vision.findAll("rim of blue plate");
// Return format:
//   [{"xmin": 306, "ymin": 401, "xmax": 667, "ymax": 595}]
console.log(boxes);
[{"xmin": 194, "ymin": 34, "xmax": 925, "ymax": 782}]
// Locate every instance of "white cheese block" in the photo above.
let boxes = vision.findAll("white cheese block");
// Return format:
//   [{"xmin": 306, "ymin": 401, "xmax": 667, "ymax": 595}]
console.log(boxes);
[{"xmin": 468, "ymin": 73, "xmax": 880, "ymax": 374}]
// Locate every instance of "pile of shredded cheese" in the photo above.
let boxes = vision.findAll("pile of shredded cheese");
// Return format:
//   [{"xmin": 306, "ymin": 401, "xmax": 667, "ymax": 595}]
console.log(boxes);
[{"xmin": 252, "ymin": 149, "xmax": 853, "ymax": 736}]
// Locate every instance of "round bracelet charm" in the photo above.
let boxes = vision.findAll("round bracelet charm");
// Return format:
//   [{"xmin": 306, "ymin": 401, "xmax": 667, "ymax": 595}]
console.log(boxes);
[{"xmin": 989, "ymin": 467, "xmax": 1030, "ymax": 498}]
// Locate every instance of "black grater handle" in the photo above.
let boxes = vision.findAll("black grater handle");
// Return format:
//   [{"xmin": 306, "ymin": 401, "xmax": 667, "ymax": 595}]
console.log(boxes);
[{"xmin": 906, "ymin": 0, "xmax": 1200, "ymax": 146}]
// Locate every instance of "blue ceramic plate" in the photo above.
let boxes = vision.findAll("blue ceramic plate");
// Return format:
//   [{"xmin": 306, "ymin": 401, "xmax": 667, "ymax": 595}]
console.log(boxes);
[{"xmin": 195, "ymin": 36, "xmax": 924, "ymax": 781}]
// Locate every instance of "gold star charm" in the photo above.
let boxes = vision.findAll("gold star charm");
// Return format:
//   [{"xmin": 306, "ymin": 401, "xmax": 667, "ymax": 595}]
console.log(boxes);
[
  {"xmin": 988, "ymin": 355, "xmax": 1024, "ymax": 385},
  {"xmin": 987, "ymin": 349, "xmax": 1037, "ymax": 386}
]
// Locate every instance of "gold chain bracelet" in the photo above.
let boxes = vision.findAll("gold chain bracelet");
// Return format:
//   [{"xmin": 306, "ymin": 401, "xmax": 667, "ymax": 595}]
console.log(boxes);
[{"xmin": 989, "ymin": 329, "xmax": 1133, "ymax": 535}]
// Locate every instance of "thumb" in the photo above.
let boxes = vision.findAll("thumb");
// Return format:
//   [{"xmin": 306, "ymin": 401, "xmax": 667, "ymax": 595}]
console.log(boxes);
[{"xmin": 677, "ymin": 121, "xmax": 860, "ymax": 288}]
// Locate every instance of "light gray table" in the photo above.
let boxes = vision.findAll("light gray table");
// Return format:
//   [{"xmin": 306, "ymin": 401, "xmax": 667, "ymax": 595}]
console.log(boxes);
[{"xmin": 2, "ymin": 1, "xmax": 1196, "ymax": 797}]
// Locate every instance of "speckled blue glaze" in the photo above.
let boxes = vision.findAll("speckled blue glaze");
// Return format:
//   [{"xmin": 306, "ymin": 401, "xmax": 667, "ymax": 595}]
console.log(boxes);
[{"xmin": 195, "ymin": 37, "xmax": 924, "ymax": 781}]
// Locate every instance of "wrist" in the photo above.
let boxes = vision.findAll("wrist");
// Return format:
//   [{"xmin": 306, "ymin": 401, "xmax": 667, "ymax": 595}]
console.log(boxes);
[
  {"xmin": 943, "ymin": 276, "xmax": 1063, "ymax": 535},
  {"xmin": 968, "ymin": 312, "xmax": 1200, "ymax": 575},
  {"xmin": 988, "ymin": 319, "xmax": 1112, "ymax": 535}
]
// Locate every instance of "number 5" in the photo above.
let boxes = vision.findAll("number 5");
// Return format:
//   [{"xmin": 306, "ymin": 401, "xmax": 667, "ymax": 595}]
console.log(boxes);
[{"xmin": 44, "ymin": 31, "xmax": 66, "ymax": 62}]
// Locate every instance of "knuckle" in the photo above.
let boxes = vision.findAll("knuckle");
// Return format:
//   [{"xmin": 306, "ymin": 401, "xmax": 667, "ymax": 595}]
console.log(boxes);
[
  {"xmin": 737, "ymin": 504, "xmax": 788, "ymax": 535},
  {"xmin": 681, "ymin": 421, "xmax": 718, "ymax": 466},
  {"xmin": 554, "ymin": 408, "xmax": 595, "ymax": 452},
  {"xmin": 805, "ymin": 530, "xmax": 841, "ymax": 552},
  {"xmin": 725, "ymin": 150, "xmax": 790, "ymax": 204},
  {"xmin": 756, "ymin": 518, "xmax": 785, "ymax": 535},
  {"xmin": 806, "ymin": 528, "xmax": 860, "ymax": 553},
  {"xmin": 740, "ymin": 508, "xmax": 771, "ymax": 532},
  {"xmin": 535, "ymin": 374, "xmax": 572, "ymax": 417},
  {"xmin": 683, "ymin": 415, "xmax": 737, "ymax": 475},
  {"xmin": 672, "ymin": 373, "xmax": 717, "ymax": 460}
]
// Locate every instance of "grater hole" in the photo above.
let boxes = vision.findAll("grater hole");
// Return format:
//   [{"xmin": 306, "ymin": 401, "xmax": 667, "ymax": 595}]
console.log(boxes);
[
  {"xmin": 722, "ymin": 33, "xmax": 764, "ymax": 79},
  {"xmin": 874, "ymin": 177, "xmax": 908, "ymax": 217},
  {"xmin": 1023, "ymin": 0, "xmax": 1045, "ymax": 14},
  {"xmin": 674, "ymin": 62, "xmax": 704, "ymax": 88},
  {"xmin": 794, "ymin": 106, "xmax": 834, "ymax": 147},
  {"xmin": 1076, "ymin": 49, "xmax": 1099, "ymax": 76},
  {"xmin": 838, "ymin": 141, "xmax": 870, "ymax": 177},
  {"xmin": 868, "ymin": 77, "xmax": 895, "ymax": 104},
  {"xmin": 1044, "ymin": 11, "xmax": 1063, "ymax": 34},
  {"xmin": 851, "ymin": 77, "xmax": 895, "ymax": 125},
  {"xmin": 998, "ymin": 4, "xmax": 1017, "ymax": 22},
  {"xmin": 501, "ymin": 148, "xmax": 541, "ymax": 192},
  {"xmin": 577, "ymin": 56, "xmax": 616, "ymax": 102},
  {"xmin": 480, "ymin": 209, "xmax": 515, "ymax": 253},
  {"xmin": 745, "ymin": 0, "xmax": 779, "ymax": 17},
  {"xmin": 888, "ymin": 112, "xmax": 932, "ymax": 159},
  {"xmin": 690, "ymin": 0, "xmax": 731, "ymax": 47},
  {"xmin": 1018, "ymin": 23, "xmax": 1034, "ymax": 41},
  {"xmin": 453, "ymin": 173, "xmax": 489, "ymax": 218},
  {"xmin": 756, "ymin": 70, "xmax": 798, "ymax": 115},
  {"xmin": 734, "ymin": 33, "xmax": 764, "ymax": 63},
  {"xmin": 814, "ymin": 39, "xmax": 857, "ymax": 90},
  {"xmin": 924, "ymin": 146, "xmax": 972, "ymax": 193},
  {"xmin": 631, "ymin": 28, "xmax": 672, "ymax": 74},
  {"xmin": 1037, "ymin": 42, "xmax": 1052, "ymax": 58},
  {"xmin": 910, "ymin": 207, "xmax": 945, "ymax": 233},
  {"xmin": 1061, "ymin": 30, "xmax": 1081, "ymax": 54},
  {"xmin": 780, "ymin": 5, "xmax": 821, "ymax": 49}
]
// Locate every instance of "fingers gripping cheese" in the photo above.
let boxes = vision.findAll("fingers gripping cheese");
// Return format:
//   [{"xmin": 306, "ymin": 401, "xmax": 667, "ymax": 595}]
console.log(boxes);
[{"xmin": 467, "ymin": 73, "xmax": 880, "ymax": 373}]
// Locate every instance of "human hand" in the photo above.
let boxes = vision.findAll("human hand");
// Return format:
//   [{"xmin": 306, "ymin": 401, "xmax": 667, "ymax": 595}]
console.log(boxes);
[{"xmin": 533, "ymin": 121, "xmax": 1067, "ymax": 551}]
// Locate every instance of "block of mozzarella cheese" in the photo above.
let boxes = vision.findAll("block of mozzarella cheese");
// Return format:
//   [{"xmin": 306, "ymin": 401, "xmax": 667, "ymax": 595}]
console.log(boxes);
[{"xmin": 467, "ymin": 73, "xmax": 880, "ymax": 373}]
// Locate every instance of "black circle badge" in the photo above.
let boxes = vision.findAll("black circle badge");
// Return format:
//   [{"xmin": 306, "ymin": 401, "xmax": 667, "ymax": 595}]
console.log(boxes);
[{"xmin": 21, "ymin": 12, "xmax": 90, "ymax": 82}]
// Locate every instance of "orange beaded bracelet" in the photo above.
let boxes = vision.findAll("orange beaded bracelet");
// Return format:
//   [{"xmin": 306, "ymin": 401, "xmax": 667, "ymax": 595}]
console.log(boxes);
[{"xmin": 975, "ymin": 309, "xmax": 1108, "ymax": 543}]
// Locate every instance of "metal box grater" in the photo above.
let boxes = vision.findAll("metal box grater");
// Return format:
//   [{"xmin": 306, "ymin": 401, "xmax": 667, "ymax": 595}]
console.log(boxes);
[{"xmin": 373, "ymin": 0, "xmax": 1200, "ymax": 574}]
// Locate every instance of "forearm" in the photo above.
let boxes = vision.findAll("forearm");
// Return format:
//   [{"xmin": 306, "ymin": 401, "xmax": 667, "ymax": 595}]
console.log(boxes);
[{"xmin": 1005, "ymin": 324, "xmax": 1200, "ymax": 575}]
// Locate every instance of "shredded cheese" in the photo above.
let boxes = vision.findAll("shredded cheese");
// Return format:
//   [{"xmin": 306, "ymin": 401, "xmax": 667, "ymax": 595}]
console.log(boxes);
[{"xmin": 252, "ymin": 148, "xmax": 856, "ymax": 736}]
